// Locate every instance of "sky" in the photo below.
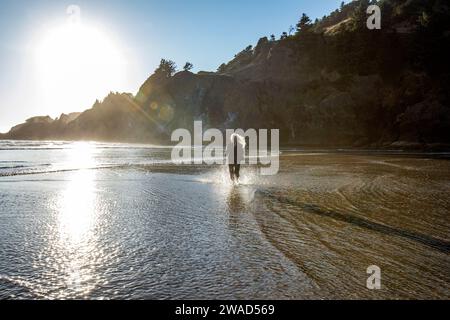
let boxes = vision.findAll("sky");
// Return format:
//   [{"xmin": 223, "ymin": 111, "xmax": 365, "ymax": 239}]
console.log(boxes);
[{"xmin": 0, "ymin": 0, "xmax": 344, "ymax": 133}]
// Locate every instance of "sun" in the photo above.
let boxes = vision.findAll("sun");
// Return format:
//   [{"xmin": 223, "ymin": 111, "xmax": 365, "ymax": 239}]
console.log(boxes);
[{"xmin": 34, "ymin": 22, "xmax": 128, "ymax": 117}]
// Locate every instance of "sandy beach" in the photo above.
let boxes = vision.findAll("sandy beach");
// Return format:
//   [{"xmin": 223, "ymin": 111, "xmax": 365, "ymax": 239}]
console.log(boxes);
[{"xmin": 0, "ymin": 141, "xmax": 449, "ymax": 299}]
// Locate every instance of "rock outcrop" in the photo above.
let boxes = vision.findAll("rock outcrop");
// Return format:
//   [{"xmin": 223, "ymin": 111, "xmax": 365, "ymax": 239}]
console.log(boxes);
[{"xmin": 2, "ymin": 0, "xmax": 449, "ymax": 149}]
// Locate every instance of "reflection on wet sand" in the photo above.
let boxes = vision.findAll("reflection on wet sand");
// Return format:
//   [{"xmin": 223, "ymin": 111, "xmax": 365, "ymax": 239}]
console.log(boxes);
[
  {"xmin": 56, "ymin": 169, "xmax": 99, "ymax": 297},
  {"xmin": 1, "ymin": 144, "xmax": 449, "ymax": 299},
  {"xmin": 58, "ymin": 169, "xmax": 97, "ymax": 243},
  {"xmin": 46, "ymin": 144, "xmax": 105, "ymax": 298},
  {"xmin": 227, "ymin": 187, "xmax": 246, "ymax": 215}
]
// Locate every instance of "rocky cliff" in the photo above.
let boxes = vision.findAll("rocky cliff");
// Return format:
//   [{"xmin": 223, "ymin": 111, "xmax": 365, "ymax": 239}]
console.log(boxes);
[{"xmin": 3, "ymin": 0, "xmax": 450, "ymax": 148}]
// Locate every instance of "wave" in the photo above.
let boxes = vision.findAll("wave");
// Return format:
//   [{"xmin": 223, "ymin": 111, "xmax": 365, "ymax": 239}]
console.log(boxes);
[
  {"xmin": 0, "ymin": 165, "xmax": 27, "ymax": 170},
  {"xmin": 0, "ymin": 160, "xmax": 190, "ymax": 178},
  {"xmin": 0, "ymin": 140, "xmax": 173, "ymax": 151},
  {"xmin": 0, "ymin": 164, "xmax": 124, "ymax": 177},
  {"xmin": 0, "ymin": 163, "xmax": 52, "ymax": 174}
]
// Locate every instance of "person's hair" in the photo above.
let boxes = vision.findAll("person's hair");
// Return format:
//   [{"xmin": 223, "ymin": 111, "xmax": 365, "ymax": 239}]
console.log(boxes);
[{"xmin": 230, "ymin": 133, "xmax": 246, "ymax": 147}]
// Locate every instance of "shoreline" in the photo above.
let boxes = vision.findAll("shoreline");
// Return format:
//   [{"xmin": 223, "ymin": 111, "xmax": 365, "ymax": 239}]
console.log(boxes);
[{"xmin": 1, "ymin": 138, "xmax": 450, "ymax": 153}]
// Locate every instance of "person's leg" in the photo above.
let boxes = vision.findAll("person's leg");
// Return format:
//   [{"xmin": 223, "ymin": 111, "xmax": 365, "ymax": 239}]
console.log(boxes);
[
  {"xmin": 235, "ymin": 164, "xmax": 240, "ymax": 180},
  {"xmin": 228, "ymin": 164, "xmax": 235, "ymax": 181}
]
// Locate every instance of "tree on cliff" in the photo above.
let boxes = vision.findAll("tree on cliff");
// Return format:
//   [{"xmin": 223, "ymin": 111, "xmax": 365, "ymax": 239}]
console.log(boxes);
[
  {"xmin": 349, "ymin": 0, "xmax": 371, "ymax": 31},
  {"xmin": 288, "ymin": 25, "xmax": 295, "ymax": 35},
  {"xmin": 183, "ymin": 62, "xmax": 193, "ymax": 72},
  {"xmin": 296, "ymin": 13, "xmax": 312, "ymax": 34},
  {"xmin": 155, "ymin": 59, "xmax": 177, "ymax": 78}
]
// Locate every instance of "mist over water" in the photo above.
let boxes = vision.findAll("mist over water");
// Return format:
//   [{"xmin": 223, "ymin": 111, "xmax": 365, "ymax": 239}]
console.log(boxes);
[{"xmin": 0, "ymin": 141, "xmax": 449, "ymax": 299}]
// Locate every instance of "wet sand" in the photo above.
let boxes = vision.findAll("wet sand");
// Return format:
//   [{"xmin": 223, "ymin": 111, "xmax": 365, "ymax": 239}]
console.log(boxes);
[{"xmin": 0, "ymin": 142, "xmax": 449, "ymax": 299}]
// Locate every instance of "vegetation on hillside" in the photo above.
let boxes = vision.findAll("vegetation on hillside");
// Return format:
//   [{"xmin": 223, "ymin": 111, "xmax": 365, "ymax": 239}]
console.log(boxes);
[{"xmin": 3, "ymin": 0, "xmax": 450, "ymax": 148}]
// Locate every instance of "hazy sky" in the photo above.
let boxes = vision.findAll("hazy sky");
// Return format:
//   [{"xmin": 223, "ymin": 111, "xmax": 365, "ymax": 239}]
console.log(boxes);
[{"xmin": 0, "ymin": 0, "xmax": 343, "ymax": 133}]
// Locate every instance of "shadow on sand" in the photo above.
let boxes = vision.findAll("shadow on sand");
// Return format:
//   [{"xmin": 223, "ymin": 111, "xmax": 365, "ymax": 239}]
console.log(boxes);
[{"xmin": 256, "ymin": 190, "xmax": 450, "ymax": 254}]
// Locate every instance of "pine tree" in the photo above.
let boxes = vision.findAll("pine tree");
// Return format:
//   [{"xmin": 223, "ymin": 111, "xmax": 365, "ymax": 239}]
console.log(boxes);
[{"xmin": 296, "ymin": 13, "xmax": 312, "ymax": 34}]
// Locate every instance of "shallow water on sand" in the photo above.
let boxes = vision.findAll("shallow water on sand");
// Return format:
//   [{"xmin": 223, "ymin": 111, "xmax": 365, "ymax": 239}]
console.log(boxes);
[{"xmin": 0, "ymin": 141, "xmax": 449, "ymax": 299}]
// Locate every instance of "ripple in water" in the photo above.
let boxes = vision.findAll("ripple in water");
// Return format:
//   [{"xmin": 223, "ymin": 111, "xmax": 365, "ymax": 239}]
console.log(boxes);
[{"xmin": 0, "ymin": 143, "xmax": 449, "ymax": 299}]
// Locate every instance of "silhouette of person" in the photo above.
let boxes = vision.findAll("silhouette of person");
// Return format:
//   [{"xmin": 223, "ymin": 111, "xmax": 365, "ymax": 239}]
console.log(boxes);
[{"xmin": 225, "ymin": 133, "xmax": 245, "ymax": 182}]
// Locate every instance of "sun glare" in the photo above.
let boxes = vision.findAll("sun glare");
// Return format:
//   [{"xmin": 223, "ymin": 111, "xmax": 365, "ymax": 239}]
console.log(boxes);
[{"xmin": 35, "ymin": 22, "xmax": 128, "ymax": 116}]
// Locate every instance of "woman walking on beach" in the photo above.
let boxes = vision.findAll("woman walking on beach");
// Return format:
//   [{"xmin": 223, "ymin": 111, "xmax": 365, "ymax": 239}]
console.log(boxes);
[{"xmin": 226, "ymin": 133, "xmax": 245, "ymax": 183}]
